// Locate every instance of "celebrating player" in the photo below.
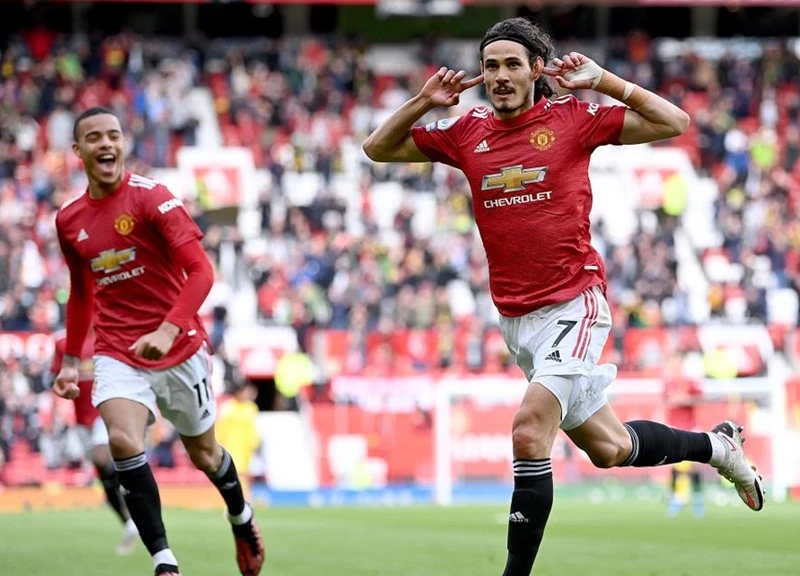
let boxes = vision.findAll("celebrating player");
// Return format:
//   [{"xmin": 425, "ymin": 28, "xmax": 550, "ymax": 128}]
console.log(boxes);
[
  {"xmin": 53, "ymin": 107, "xmax": 264, "ymax": 576},
  {"xmin": 50, "ymin": 328, "xmax": 140, "ymax": 555},
  {"xmin": 363, "ymin": 17, "xmax": 764, "ymax": 575}
]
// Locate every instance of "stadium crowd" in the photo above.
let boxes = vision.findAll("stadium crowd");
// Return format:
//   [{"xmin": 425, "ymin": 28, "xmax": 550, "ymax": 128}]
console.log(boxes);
[{"xmin": 2, "ymin": 27, "xmax": 800, "ymax": 480}]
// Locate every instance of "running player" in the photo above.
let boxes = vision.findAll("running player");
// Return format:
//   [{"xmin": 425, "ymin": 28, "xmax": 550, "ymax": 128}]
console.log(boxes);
[
  {"xmin": 363, "ymin": 17, "xmax": 764, "ymax": 575},
  {"xmin": 53, "ymin": 107, "xmax": 264, "ymax": 576}
]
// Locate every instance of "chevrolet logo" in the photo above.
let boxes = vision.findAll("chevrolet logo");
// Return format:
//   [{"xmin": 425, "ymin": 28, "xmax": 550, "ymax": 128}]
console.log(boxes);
[
  {"xmin": 90, "ymin": 248, "xmax": 136, "ymax": 273},
  {"xmin": 481, "ymin": 165, "xmax": 547, "ymax": 193}
]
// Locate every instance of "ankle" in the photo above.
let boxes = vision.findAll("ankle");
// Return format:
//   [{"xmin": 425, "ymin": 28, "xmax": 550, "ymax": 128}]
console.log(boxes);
[
  {"xmin": 705, "ymin": 432, "xmax": 727, "ymax": 467},
  {"xmin": 228, "ymin": 503, "xmax": 253, "ymax": 526},
  {"xmin": 152, "ymin": 548, "xmax": 178, "ymax": 569}
]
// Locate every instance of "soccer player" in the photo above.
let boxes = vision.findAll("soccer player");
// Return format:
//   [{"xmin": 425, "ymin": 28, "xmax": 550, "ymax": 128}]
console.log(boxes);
[
  {"xmin": 363, "ymin": 17, "xmax": 765, "ymax": 575},
  {"xmin": 52, "ymin": 107, "xmax": 265, "ymax": 576},
  {"xmin": 215, "ymin": 377, "xmax": 261, "ymax": 502},
  {"xmin": 662, "ymin": 352, "xmax": 705, "ymax": 518},
  {"xmin": 50, "ymin": 328, "xmax": 140, "ymax": 554}
]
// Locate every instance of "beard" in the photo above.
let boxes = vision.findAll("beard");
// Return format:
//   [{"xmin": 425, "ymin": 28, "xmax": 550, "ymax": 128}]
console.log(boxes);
[{"xmin": 492, "ymin": 85, "xmax": 533, "ymax": 115}]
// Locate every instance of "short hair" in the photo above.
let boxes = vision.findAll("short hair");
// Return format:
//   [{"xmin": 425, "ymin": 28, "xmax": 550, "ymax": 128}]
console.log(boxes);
[
  {"xmin": 72, "ymin": 106, "xmax": 119, "ymax": 142},
  {"xmin": 479, "ymin": 18, "xmax": 555, "ymax": 99}
]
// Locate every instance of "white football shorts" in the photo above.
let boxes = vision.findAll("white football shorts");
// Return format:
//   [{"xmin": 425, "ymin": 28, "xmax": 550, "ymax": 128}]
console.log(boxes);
[
  {"xmin": 92, "ymin": 346, "xmax": 216, "ymax": 437},
  {"xmin": 76, "ymin": 416, "xmax": 111, "ymax": 451},
  {"xmin": 499, "ymin": 285, "xmax": 616, "ymax": 430}
]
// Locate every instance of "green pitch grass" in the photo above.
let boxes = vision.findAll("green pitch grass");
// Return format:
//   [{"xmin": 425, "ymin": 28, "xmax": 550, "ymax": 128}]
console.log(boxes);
[{"xmin": 2, "ymin": 501, "xmax": 798, "ymax": 575}]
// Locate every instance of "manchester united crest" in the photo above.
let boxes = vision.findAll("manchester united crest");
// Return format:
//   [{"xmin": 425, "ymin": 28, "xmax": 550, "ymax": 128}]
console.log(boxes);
[
  {"xmin": 114, "ymin": 213, "xmax": 135, "ymax": 236},
  {"xmin": 530, "ymin": 127, "xmax": 556, "ymax": 151}
]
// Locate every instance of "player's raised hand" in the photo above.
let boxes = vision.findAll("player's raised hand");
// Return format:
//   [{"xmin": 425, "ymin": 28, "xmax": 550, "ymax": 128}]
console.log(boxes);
[
  {"xmin": 129, "ymin": 323, "xmax": 179, "ymax": 361},
  {"xmin": 53, "ymin": 366, "xmax": 80, "ymax": 400},
  {"xmin": 420, "ymin": 67, "xmax": 484, "ymax": 108},
  {"xmin": 542, "ymin": 52, "xmax": 605, "ymax": 91}
]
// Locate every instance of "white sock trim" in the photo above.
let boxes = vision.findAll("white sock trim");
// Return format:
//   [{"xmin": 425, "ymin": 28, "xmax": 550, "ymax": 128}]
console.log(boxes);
[
  {"xmin": 228, "ymin": 503, "xmax": 253, "ymax": 526},
  {"xmin": 152, "ymin": 549, "xmax": 178, "ymax": 568},
  {"xmin": 705, "ymin": 432, "xmax": 727, "ymax": 468},
  {"xmin": 124, "ymin": 518, "xmax": 138, "ymax": 534}
]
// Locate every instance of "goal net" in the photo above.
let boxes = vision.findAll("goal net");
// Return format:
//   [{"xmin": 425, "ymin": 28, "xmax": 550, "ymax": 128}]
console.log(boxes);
[{"xmin": 433, "ymin": 364, "xmax": 793, "ymax": 506}]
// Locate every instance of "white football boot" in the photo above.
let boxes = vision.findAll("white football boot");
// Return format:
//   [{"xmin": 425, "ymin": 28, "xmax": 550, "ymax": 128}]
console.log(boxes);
[{"xmin": 710, "ymin": 421, "xmax": 765, "ymax": 511}]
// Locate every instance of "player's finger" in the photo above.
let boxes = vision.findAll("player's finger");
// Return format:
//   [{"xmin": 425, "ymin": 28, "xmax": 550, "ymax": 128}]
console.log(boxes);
[
  {"xmin": 55, "ymin": 381, "xmax": 74, "ymax": 399},
  {"xmin": 461, "ymin": 74, "xmax": 484, "ymax": 89},
  {"xmin": 541, "ymin": 67, "xmax": 562, "ymax": 77},
  {"xmin": 562, "ymin": 55, "xmax": 576, "ymax": 69},
  {"xmin": 570, "ymin": 52, "xmax": 584, "ymax": 64},
  {"xmin": 450, "ymin": 70, "xmax": 467, "ymax": 84},
  {"xmin": 441, "ymin": 69, "xmax": 456, "ymax": 84},
  {"xmin": 147, "ymin": 343, "xmax": 165, "ymax": 360},
  {"xmin": 435, "ymin": 66, "xmax": 447, "ymax": 80}
]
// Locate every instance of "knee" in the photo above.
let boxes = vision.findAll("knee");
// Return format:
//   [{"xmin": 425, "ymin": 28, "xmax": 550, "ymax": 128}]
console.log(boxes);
[
  {"xmin": 186, "ymin": 440, "xmax": 221, "ymax": 474},
  {"xmin": 511, "ymin": 408, "xmax": 557, "ymax": 459},
  {"xmin": 107, "ymin": 428, "xmax": 145, "ymax": 459}
]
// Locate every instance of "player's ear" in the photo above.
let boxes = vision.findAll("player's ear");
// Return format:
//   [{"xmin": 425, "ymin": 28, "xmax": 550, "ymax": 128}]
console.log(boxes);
[
  {"xmin": 531, "ymin": 56, "xmax": 544, "ymax": 81},
  {"xmin": 71, "ymin": 141, "xmax": 81, "ymax": 159}
]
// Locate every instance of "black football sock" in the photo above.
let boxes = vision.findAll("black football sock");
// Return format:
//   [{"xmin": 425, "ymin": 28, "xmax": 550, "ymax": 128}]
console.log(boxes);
[
  {"xmin": 621, "ymin": 420, "xmax": 712, "ymax": 467},
  {"xmin": 96, "ymin": 462, "xmax": 130, "ymax": 524},
  {"xmin": 207, "ymin": 448, "xmax": 249, "ymax": 521},
  {"xmin": 114, "ymin": 453, "xmax": 172, "ymax": 559},
  {"xmin": 502, "ymin": 459, "xmax": 553, "ymax": 576}
]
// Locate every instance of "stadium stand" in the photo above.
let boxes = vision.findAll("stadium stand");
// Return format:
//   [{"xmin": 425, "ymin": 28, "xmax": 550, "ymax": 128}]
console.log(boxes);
[{"xmin": 1, "ymin": 18, "xmax": 799, "ymax": 493}]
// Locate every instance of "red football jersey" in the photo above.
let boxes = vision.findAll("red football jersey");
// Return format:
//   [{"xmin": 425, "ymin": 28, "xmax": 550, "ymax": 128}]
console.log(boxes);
[
  {"xmin": 50, "ymin": 331, "xmax": 99, "ymax": 427},
  {"xmin": 412, "ymin": 95, "xmax": 626, "ymax": 317},
  {"xmin": 55, "ymin": 172, "xmax": 208, "ymax": 369},
  {"xmin": 664, "ymin": 376, "xmax": 703, "ymax": 431}
]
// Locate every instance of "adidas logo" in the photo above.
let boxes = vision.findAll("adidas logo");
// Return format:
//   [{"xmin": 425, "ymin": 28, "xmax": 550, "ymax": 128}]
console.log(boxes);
[
  {"xmin": 544, "ymin": 350, "xmax": 561, "ymax": 363},
  {"xmin": 77, "ymin": 229, "xmax": 89, "ymax": 242},
  {"xmin": 473, "ymin": 139, "xmax": 490, "ymax": 153},
  {"xmin": 200, "ymin": 409, "xmax": 211, "ymax": 420},
  {"xmin": 509, "ymin": 511, "xmax": 529, "ymax": 523},
  {"xmin": 471, "ymin": 107, "xmax": 490, "ymax": 119}
]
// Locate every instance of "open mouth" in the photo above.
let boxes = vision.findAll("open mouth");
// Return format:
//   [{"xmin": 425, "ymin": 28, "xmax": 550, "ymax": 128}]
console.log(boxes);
[
  {"xmin": 97, "ymin": 154, "xmax": 116, "ymax": 167},
  {"xmin": 494, "ymin": 88, "xmax": 514, "ymax": 96}
]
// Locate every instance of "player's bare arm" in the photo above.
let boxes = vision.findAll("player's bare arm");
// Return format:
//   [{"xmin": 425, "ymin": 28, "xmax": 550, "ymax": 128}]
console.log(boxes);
[
  {"xmin": 362, "ymin": 67, "xmax": 483, "ymax": 162},
  {"xmin": 543, "ymin": 52, "xmax": 690, "ymax": 145}
]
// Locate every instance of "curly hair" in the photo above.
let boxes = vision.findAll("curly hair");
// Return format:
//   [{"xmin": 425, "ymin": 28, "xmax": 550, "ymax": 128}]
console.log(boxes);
[{"xmin": 479, "ymin": 17, "xmax": 555, "ymax": 99}]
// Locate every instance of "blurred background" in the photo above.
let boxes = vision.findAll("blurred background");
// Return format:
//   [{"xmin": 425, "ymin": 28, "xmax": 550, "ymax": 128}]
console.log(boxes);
[{"xmin": 2, "ymin": 0, "xmax": 800, "ymax": 516}]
